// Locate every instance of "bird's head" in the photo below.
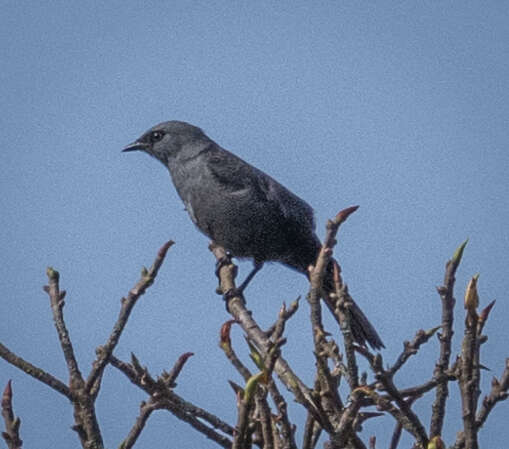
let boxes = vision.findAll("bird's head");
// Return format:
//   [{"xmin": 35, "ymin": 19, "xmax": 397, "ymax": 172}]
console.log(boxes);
[{"xmin": 122, "ymin": 120, "xmax": 208, "ymax": 164}]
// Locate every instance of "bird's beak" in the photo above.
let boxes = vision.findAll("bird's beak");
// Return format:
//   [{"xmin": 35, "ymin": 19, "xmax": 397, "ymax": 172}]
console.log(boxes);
[{"xmin": 122, "ymin": 141, "xmax": 149, "ymax": 152}]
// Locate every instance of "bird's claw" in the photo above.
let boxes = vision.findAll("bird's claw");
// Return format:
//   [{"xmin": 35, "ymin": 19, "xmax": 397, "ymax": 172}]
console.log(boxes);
[
  {"xmin": 215, "ymin": 252, "xmax": 233, "ymax": 279},
  {"xmin": 222, "ymin": 287, "xmax": 246, "ymax": 311}
]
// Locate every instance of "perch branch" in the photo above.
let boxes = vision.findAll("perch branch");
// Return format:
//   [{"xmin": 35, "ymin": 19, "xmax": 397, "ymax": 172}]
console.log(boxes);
[{"xmin": 210, "ymin": 243, "xmax": 331, "ymax": 431}]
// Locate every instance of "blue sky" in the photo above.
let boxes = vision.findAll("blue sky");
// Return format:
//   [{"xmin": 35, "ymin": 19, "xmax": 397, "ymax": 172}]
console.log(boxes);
[{"xmin": 1, "ymin": 1, "xmax": 508, "ymax": 448}]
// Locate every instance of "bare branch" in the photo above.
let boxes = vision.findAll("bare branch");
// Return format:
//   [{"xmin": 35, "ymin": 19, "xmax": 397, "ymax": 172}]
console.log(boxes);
[
  {"xmin": 210, "ymin": 243, "xmax": 330, "ymax": 431},
  {"xmin": 219, "ymin": 320, "xmax": 252, "ymax": 382},
  {"xmin": 332, "ymin": 276, "xmax": 359, "ymax": 391},
  {"xmin": 158, "ymin": 397, "xmax": 233, "ymax": 448},
  {"xmin": 308, "ymin": 245, "xmax": 342, "ymax": 427},
  {"xmin": 161, "ymin": 352, "xmax": 194, "ymax": 388},
  {"xmin": 232, "ymin": 391, "xmax": 253, "ymax": 449},
  {"xmin": 255, "ymin": 393, "xmax": 274, "ymax": 449},
  {"xmin": 355, "ymin": 347, "xmax": 428, "ymax": 446},
  {"xmin": 332, "ymin": 389, "xmax": 364, "ymax": 447},
  {"xmin": 266, "ymin": 299, "xmax": 300, "ymax": 341},
  {"xmin": 430, "ymin": 239, "xmax": 467, "ymax": 438},
  {"xmin": 476, "ymin": 358, "xmax": 509, "ymax": 429},
  {"xmin": 44, "ymin": 268, "xmax": 104, "ymax": 449},
  {"xmin": 119, "ymin": 399, "xmax": 158, "ymax": 449},
  {"xmin": 457, "ymin": 274, "xmax": 482, "ymax": 449},
  {"xmin": 44, "ymin": 267, "xmax": 83, "ymax": 387},
  {"xmin": 267, "ymin": 380, "xmax": 298, "ymax": 449},
  {"xmin": 388, "ymin": 396, "xmax": 418, "ymax": 449},
  {"xmin": 389, "ymin": 326, "xmax": 440, "ymax": 377},
  {"xmin": 0, "ymin": 343, "xmax": 71, "ymax": 399},
  {"xmin": 86, "ymin": 241, "xmax": 174, "ymax": 395},
  {"xmin": 110, "ymin": 354, "xmax": 235, "ymax": 443},
  {"xmin": 302, "ymin": 412, "xmax": 320, "ymax": 449},
  {"xmin": 1, "ymin": 381, "xmax": 22, "ymax": 449}
]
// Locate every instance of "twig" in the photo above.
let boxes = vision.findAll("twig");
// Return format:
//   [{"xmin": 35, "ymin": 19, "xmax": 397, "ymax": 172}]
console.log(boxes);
[
  {"xmin": 255, "ymin": 393, "xmax": 274, "ymax": 449},
  {"xmin": 399, "ymin": 371, "xmax": 456, "ymax": 399},
  {"xmin": 302, "ymin": 412, "xmax": 320, "ymax": 449},
  {"xmin": 389, "ymin": 326, "xmax": 441, "ymax": 377},
  {"xmin": 0, "ymin": 343, "xmax": 71, "ymax": 399},
  {"xmin": 388, "ymin": 396, "xmax": 418, "ymax": 449},
  {"xmin": 109, "ymin": 354, "xmax": 235, "ymax": 443},
  {"xmin": 430, "ymin": 239, "xmax": 467, "ymax": 438},
  {"xmin": 453, "ymin": 358, "xmax": 509, "ymax": 449},
  {"xmin": 355, "ymin": 347, "xmax": 428, "ymax": 446},
  {"xmin": 231, "ymin": 399, "xmax": 251, "ymax": 449},
  {"xmin": 307, "ymin": 221, "xmax": 343, "ymax": 427},
  {"xmin": 302, "ymin": 376, "xmax": 322, "ymax": 449},
  {"xmin": 86, "ymin": 241, "xmax": 174, "ymax": 395},
  {"xmin": 210, "ymin": 244, "xmax": 330, "ymax": 431},
  {"xmin": 119, "ymin": 399, "xmax": 158, "ymax": 449},
  {"xmin": 161, "ymin": 352, "xmax": 194, "ymax": 388},
  {"xmin": 44, "ymin": 268, "xmax": 104, "ymax": 449},
  {"xmin": 458, "ymin": 274, "xmax": 481, "ymax": 449},
  {"xmin": 267, "ymin": 299, "xmax": 300, "ymax": 341},
  {"xmin": 159, "ymin": 397, "xmax": 233, "ymax": 449},
  {"xmin": 253, "ymin": 304, "xmax": 298, "ymax": 448},
  {"xmin": 476, "ymin": 358, "xmax": 509, "ymax": 430},
  {"xmin": 362, "ymin": 388, "xmax": 426, "ymax": 446},
  {"xmin": 333, "ymin": 276, "xmax": 359, "ymax": 391},
  {"xmin": 375, "ymin": 362, "xmax": 428, "ymax": 446},
  {"xmin": 332, "ymin": 389, "xmax": 364, "ymax": 447},
  {"xmin": 220, "ymin": 320, "xmax": 252, "ymax": 381},
  {"xmin": 1, "ymin": 381, "xmax": 22, "ymax": 449},
  {"xmin": 232, "ymin": 372, "xmax": 265, "ymax": 449},
  {"xmin": 44, "ymin": 267, "xmax": 83, "ymax": 388},
  {"xmin": 388, "ymin": 417, "xmax": 402, "ymax": 449},
  {"xmin": 267, "ymin": 381, "xmax": 298, "ymax": 449}
]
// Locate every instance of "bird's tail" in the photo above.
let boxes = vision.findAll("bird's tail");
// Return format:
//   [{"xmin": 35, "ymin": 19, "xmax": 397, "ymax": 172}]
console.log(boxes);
[
  {"xmin": 322, "ymin": 259, "xmax": 384, "ymax": 350},
  {"xmin": 282, "ymin": 245, "xmax": 384, "ymax": 350},
  {"xmin": 322, "ymin": 287, "xmax": 385, "ymax": 350}
]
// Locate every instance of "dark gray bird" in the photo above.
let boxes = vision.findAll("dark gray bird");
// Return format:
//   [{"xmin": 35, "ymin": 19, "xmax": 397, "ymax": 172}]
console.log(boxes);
[{"xmin": 123, "ymin": 121, "xmax": 384, "ymax": 349}]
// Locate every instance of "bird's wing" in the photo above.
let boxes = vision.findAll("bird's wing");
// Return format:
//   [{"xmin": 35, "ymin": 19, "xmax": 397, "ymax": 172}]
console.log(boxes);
[
  {"xmin": 204, "ymin": 144, "xmax": 316, "ymax": 231},
  {"xmin": 202, "ymin": 144, "xmax": 255, "ymax": 192}
]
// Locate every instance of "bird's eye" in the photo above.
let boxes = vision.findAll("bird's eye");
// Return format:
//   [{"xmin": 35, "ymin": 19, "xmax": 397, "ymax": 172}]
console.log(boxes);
[{"xmin": 150, "ymin": 131, "xmax": 164, "ymax": 143}]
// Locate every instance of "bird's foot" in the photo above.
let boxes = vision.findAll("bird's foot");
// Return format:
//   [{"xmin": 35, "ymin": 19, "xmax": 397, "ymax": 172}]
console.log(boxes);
[
  {"xmin": 215, "ymin": 251, "xmax": 233, "ymax": 279},
  {"xmin": 222, "ymin": 287, "xmax": 246, "ymax": 311}
]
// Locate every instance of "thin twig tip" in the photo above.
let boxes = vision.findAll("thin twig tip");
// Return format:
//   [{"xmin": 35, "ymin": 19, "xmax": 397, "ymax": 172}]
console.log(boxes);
[
  {"xmin": 2, "ymin": 380, "xmax": 12, "ymax": 406},
  {"xmin": 178, "ymin": 352, "xmax": 194, "ymax": 363},
  {"xmin": 158, "ymin": 240, "xmax": 175, "ymax": 257},
  {"xmin": 335, "ymin": 205, "xmax": 360, "ymax": 224}
]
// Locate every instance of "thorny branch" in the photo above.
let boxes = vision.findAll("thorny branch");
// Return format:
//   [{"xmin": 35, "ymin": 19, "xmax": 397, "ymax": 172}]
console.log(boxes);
[{"xmin": 1, "ymin": 217, "xmax": 508, "ymax": 449}]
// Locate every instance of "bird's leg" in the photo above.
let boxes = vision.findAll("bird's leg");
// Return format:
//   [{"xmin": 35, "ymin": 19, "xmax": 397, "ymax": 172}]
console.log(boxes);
[
  {"xmin": 223, "ymin": 261, "xmax": 264, "ymax": 302},
  {"xmin": 237, "ymin": 260, "xmax": 264, "ymax": 293},
  {"xmin": 215, "ymin": 250, "xmax": 233, "ymax": 279}
]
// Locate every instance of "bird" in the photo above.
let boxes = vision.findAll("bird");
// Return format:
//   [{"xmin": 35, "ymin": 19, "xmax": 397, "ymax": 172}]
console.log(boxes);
[{"xmin": 123, "ymin": 120, "xmax": 384, "ymax": 349}]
